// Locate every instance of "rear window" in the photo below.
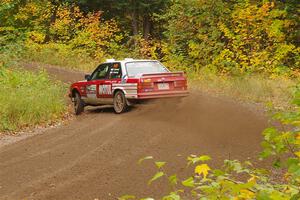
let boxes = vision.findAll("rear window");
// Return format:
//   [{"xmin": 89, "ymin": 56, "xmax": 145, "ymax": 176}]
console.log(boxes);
[{"xmin": 125, "ymin": 61, "xmax": 168, "ymax": 77}]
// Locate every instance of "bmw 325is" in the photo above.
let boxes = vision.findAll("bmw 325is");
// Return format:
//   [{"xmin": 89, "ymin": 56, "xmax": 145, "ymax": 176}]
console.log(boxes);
[{"xmin": 69, "ymin": 58, "xmax": 188, "ymax": 114}]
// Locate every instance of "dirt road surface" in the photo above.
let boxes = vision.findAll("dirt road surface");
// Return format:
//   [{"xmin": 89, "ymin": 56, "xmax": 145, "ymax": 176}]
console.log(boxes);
[{"xmin": 0, "ymin": 63, "xmax": 268, "ymax": 200}]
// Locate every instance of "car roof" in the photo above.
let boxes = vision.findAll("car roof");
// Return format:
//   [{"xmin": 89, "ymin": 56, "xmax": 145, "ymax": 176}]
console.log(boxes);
[{"xmin": 103, "ymin": 59, "xmax": 159, "ymax": 64}]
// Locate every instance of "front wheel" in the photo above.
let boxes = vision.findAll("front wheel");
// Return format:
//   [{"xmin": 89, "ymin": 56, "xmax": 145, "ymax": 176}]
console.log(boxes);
[
  {"xmin": 74, "ymin": 92, "xmax": 84, "ymax": 115},
  {"xmin": 113, "ymin": 91, "xmax": 128, "ymax": 114}
]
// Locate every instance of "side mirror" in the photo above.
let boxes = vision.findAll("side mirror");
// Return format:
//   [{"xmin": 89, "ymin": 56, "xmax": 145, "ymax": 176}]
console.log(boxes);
[{"xmin": 85, "ymin": 74, "xmax": 91, "ymax": 80}]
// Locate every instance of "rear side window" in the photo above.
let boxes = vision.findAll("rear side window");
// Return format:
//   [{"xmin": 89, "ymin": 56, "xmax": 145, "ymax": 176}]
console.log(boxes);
[
  {"xmin": 109, "ymin": 62, "xmax": 122, "ymax": 79},
  {"xmin": 125, "ymin": 61, "xmax": 168, "ymax": 77}
]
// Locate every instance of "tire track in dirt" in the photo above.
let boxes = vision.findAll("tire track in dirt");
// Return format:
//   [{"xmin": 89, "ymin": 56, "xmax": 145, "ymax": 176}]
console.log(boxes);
[{"xmin": 0, "ymin": 62, "xmax": 268, "ymax": 200}]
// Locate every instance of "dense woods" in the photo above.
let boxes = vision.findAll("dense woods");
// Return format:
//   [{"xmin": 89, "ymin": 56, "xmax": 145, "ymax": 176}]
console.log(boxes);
[{"xmin": 0, "ymin": 0, "xmax": 299, "ymax": 74}]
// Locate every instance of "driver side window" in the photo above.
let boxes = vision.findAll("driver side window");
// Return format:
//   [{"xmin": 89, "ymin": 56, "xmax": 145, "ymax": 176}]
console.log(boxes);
[{"xmin": 90, "ymin": 64, "xmax": 110, "ymax": 80}]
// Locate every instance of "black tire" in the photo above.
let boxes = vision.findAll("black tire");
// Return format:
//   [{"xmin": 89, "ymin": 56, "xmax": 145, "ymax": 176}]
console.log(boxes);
[
  {"xmin": 113, "ymin": 91, "xmax": 128, "ymax": 114},
  {"xmin": 74, "ymin": 92, "xmax": 84, "ymax": 115}
]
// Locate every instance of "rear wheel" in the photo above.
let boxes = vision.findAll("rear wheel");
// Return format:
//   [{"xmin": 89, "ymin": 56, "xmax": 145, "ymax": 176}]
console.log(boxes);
[
  {"xmin": 74, "ymin": 92, "xmax": 84, "ymax": 115},
  {"xmin": 113, "ymin": 91, "xmax": 128, "ymax": 114}
]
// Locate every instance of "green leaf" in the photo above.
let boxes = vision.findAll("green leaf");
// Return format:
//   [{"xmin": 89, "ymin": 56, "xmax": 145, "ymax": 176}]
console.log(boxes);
[
  {"xmin": 213, "ymin": 169, "xmax": 225, "ymax": 176},
  {"xmin": 168, "ymin": 174, "xmax": 178, "ymax": 186},
  {"xmin": 287, "ymin": 158, "xmax": 299, "ymax": 167},
  {"xmin": 148, "ymin": 171, "xmax": 164, "ymax": 185},
  {"xmin": 199, "ymin": 155, "xmax": 211, "ymax": 161},
  {"xmin": 257, "ymin": 190, "xmax": 272, "ymax": 200},
  {"xmin": 138, "ymin": 156, "xmax": 153, "ymax": 164},
  {"xmin": 291, "ymin": 193, "xmax": 300, "ymax": 200},
  {"xmin": 262, "ymin": 127, "xmax": 278, "ymax": 141},
  {"xmin": 181, "ymin": 177, "xmax": 194, "ymax": 188},
  {"xmin": 187, "ymin": 155, "xmax": 211, "ymax": 165},
  {"xmin": 287, "ymin": 158, "xmax": 300, "ymax": 176},
  {"xmin": 259, "ymin": 148, "xmax": 272, "ymax": 159},
  {"xmin": 162, "ymin": 192, "xmax": 181, "ymax": 200},
  {"xmin": 155, "ymin": 161, "xmax": 166, "ymax": 169},
  {"xmin": 244, "ymin": 161, "xmax": 253, "ymax": 166},
  {"xmin": 273, "ymin": 158, "xmax": 282, "ymax": 168}
]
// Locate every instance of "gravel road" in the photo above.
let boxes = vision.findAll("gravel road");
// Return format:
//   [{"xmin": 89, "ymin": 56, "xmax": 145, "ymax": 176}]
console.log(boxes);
[{"xmin": 0, "ymin": 62, "xmax": 268, "ymax": 200}]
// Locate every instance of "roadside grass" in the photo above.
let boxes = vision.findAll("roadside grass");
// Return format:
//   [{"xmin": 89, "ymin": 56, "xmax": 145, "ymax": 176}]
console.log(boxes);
[
  {"xmin": 23, "ymin": 42, "xmax": 99, "ymax": 72},
  {"xmin": 189, "ymin": 71, "xmax": 296, "ymax": 110},
  {"xmin": 0, "ymin": 66, "xmax": 67, "ymax": 133},
  {"xmin": 22, "ymin": 43, "xmax": 297, "ymax": 110}
]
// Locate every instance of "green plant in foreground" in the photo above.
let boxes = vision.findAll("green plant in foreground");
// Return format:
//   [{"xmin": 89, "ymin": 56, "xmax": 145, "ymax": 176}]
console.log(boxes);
[
  {"xmin": 260, "ymin": 87, "xmax": 300, "ymax": 183},
  {"xmin": 119, "ymin": 86, "xmax": 300, "ymax": 200},
  {"xmin": 120, "ymin": 155, "xmax": 298, "ymax": 200}
]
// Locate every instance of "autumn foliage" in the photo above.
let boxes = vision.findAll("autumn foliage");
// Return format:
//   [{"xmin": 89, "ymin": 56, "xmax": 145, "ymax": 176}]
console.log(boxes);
[
  {"xmin": 0, "ymin": 0, "xmax": 298, "ymax": 75},
  {"xmin": 159, "ymin": 0, "xmax": 299, "ymax": 75}
]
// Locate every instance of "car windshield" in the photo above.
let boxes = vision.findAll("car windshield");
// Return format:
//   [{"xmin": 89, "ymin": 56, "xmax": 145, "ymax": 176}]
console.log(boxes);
[{"xmin": 125, "ymin": 61, "xmax": 168, "ymax": 77}]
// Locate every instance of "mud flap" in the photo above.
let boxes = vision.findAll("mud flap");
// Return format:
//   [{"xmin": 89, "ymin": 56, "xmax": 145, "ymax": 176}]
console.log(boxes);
[{"xmin": 126, "ymin": 99, "xmax": 132, "ymax": 106}]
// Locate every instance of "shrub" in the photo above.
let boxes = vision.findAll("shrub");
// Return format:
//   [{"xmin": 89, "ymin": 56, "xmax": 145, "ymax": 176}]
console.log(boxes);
[
  {"xmin": 0, "ymin": 67, "xmax": 67, "ymax": 132},
  {"xmin": 159, "ymin": 0, "xmax": 299, "ymax": 75}
]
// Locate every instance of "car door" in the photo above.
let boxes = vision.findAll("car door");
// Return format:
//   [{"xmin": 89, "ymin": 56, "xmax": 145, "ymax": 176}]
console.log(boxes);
[
  {"xmin": 104, "ymin": 62, "xmax": 122, "ymax": 99},
  {"xmin": 86, "ymin": 63, "xmax": 111, "ymax": 105}
]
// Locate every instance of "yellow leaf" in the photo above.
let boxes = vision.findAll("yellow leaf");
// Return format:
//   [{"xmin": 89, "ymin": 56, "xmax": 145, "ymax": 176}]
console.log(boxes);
[
  {"xmin": 240, "ymin": 189, "xmax": 255, "ymax": 198},
  {"xmin": 195, "ymin": 164, "xmax": 211, "ymax": 179},
  {"xmin": 247, "ymin": 175, "xmax": 257, "ymax": 184},
  {"xmin": 295, "ymin": 151, "xmax": 300, "ymax": 158}
]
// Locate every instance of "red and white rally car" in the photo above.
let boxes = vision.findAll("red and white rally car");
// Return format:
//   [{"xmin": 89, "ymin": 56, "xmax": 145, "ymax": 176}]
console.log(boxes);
[{"xmin": 69, "ymin": 58, "xmax": 188, "ymax": 114}]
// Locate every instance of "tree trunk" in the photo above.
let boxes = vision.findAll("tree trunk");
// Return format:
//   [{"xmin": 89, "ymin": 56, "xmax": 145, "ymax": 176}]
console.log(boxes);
[
  {"xmin": 44, "ymin": 2, "xmax": 59, "ymax": 43},
  {"xmin": 69, "ymin": 4, "xmax": 76, "ymax": 39},
  {"xmin": 131, "ymin": 7, "xmax": 138, "ymax": 36},
  {"xmin": 143, "ymin": 14, "xmax": 151, "ymax": 39}
]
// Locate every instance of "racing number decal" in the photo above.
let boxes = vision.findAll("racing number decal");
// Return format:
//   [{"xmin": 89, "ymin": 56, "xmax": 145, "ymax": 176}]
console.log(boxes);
[
  {"xmin": 86, "ymin": 85, "xmax": 96, "ymax": 94},
  {"xmin": 86, "ymin": 85, "xmax": 97, "ymax": 98},
  {"xmin": 99, "ymin": 85, "xmax": 112, "ymax": 95}
]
